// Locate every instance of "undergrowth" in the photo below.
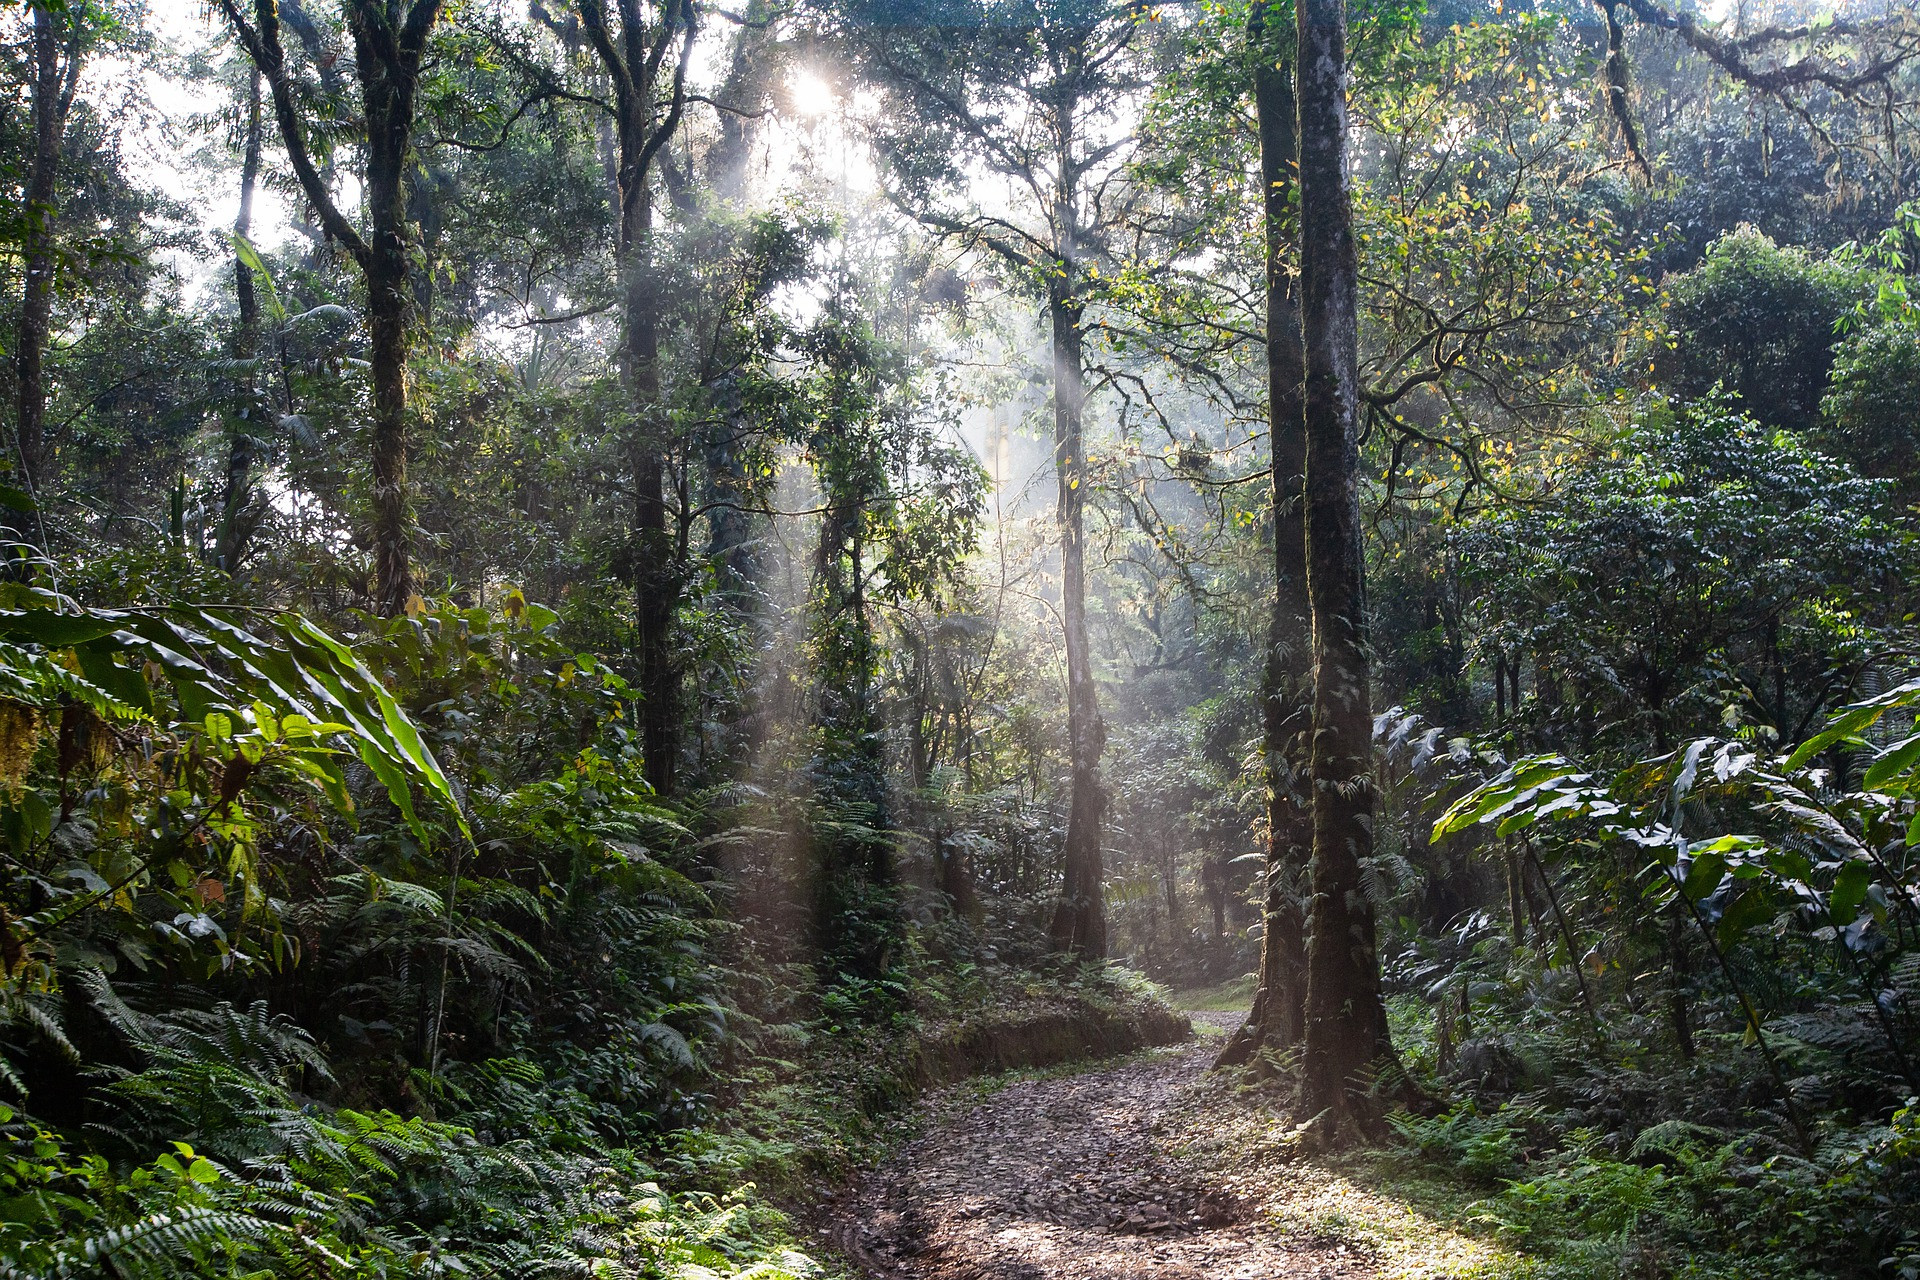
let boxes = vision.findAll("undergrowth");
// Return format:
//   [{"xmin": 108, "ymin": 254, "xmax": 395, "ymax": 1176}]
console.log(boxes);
[
  {"xmin": 0, "ymin": 947, "xmax": 1175, "ymax": 1280},
  {"xmin": 0, "ymin": 582, "xmax": 1184, "ymax": 1280},
  {"xmin": 1370, "ymin": 980, "xmax": 1920, "ymax": 1279},
  {"xmin": 1383, "ymin": 1091, "xmax": 1920, "ymax": 1278}
]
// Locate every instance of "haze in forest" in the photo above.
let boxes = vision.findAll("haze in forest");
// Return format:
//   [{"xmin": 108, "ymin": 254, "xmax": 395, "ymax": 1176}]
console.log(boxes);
[{"xmin": 4, "ymin": 0, "xmax": 1920, "ymax": 1277}]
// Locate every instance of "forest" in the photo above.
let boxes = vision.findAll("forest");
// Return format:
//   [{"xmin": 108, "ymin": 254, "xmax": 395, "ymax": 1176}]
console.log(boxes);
[{"xmin": 3, "ymin": 0, "xmax": 1920, "ymax": 1275}]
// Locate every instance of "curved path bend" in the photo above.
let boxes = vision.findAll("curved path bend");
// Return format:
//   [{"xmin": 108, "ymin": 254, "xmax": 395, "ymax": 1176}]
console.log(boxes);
[{"xmin": 830, "ymin": 1013, "xmax": 1374, "ymax": 1280}]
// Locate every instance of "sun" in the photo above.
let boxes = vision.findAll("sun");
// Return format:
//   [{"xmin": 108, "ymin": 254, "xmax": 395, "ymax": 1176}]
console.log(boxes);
[{"xmin": 789, "ymin": 70, "xmax": 836, "ymax": 118}]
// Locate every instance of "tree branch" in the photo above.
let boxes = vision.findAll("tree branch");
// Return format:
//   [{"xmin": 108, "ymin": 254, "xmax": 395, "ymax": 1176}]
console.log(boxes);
[{"xmin": 219, "ymin": 0, "xmax": 371, "ymax": 266}]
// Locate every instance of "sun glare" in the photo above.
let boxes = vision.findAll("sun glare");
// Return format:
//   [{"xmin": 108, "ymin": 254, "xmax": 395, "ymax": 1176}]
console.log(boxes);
[{"xmin": 789, "ymin": 70, "xmax": 836, "ymax": 118}]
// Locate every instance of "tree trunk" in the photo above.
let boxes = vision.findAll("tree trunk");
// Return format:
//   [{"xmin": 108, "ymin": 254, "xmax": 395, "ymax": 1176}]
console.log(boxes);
[
  {"xmin": 1046, "ymin": 278, "xmax": 1108, "ymax": 958},
  {"xmin": 217, "ymin": 70, "xmax": 265, "ymax": 574},
  {"xmin": 703, "ymin": 370, "xmax": 761, "ymax": 616},
  {"xmin": 708, "ymin": 0, "xmax": 773, "ymax": 202},
  {"xmin": 1297, "ymin": 0, "xmax": 1396, "ymax": 1141},
  {"xmin": 364, "ymin": 243, "xmax": 414, "ymax": 614},
  {"xmin": 578, "ymin": 0, "xmax": 697, "ymax": 797},
  {"xmin": 1504, "ymin": 836, "xmax": 1526, "ymax": 941},
  {"xmin": 12, "ymin": 3, "xmax": 78, "ymax": 499},
  {"xmin": 621, "ymin": 181, "xmax": 680, "ymax": 795},
  {"xmin": 354, "ymin": 5, "xmax": 422, "ymax": 617},
  {"xmin": 225, "ymin": 0, "xmax": 439, "ymax": 614},
  {"xmin": 937, "ymin": 820, "xmax": 983, "ymax": 923},
  {"xmin": 1668, "ymin": 909, "xmax": 1696, "ymax": 1058},
  {"xmin": 349, "ymin": 1, "xmax": 432, "ymax": 616},
  {"xmin": 1224, "ymin": 0, "xmax": 1313, "ymax": 1069}
]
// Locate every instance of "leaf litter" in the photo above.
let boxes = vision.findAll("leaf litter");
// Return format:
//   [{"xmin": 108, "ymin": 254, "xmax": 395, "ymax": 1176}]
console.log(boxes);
[{"xmin": 828, "ymin": 1012, "xmax": 1416, "ymax": 1280}]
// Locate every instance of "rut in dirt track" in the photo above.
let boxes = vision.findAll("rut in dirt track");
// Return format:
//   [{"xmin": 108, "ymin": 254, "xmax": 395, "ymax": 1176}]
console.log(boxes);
[{"xmin": 830, "ymin": 1012, "xmax": 1373, "ymax": 1280}]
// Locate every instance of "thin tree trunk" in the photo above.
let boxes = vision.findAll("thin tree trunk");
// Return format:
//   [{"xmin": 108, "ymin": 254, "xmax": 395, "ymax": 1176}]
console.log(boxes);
[
  {"xmin": 578, "ymin": 0, "xmax": 697, "ymax": 797},
  {"xmin": 1297, "ymin": 0, "xmax": 1397, "ymax": 1141},
  {"xmin": 1047, "ymin": 278, "xmax": 1108, "ymax": 958},
  {"xmin": 708, "ymin": 0, "xmax": 772, "ymax": 202},
  {"xmin": 703, "ymin": 372, "xmax": 760, "ymax": 615},
  {"xmin": 364, "ymin": 245, "xmax": 414, "ymax": 613},
  {"xmin": 12, "ymin": 3, "xmax": 79, "ymax": 497},
  {"xmin": 1667, "ymin": 909, "xmax": 1696, "ymax": 1058},
  {"xmin": 223, "ymin": 0, "xmax": 439, "ymax": 615},
  {"xmin": 357, "ymin": 8, "xmax": 421, "ymax": 617},
  {"xmin": 937, "ymin": 819, "xmax": 983, "ymax": 923},
  {"xmin": 218, "ymin": 70, "xmax": 265, "ymax": 573},
  {"xmin": 350, "ymin": 0, "xmax": 429, "ymax": 615},
  {"xmin": 1504, "ymin": 835, "xmax": 1526, "ymax": 941},
  {"xmin": 1226, "ymin": 0, "xmax": 1312, "ymax": 1069},
  {"xmin": 623, "ymin": 182, "xmax": 680, "ymax": 794}
]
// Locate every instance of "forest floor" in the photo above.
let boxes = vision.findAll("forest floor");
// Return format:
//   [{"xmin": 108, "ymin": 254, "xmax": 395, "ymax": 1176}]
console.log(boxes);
[{"xmin": 825, "ymin": 1008, "xmax": 1516, "ymax": 1280}]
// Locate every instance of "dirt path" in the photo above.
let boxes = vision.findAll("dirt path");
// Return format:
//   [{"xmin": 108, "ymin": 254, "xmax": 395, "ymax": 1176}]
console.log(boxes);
[{"xmin": 829, "ymin": 1012, "xmax": 1374, "ymax": 1280}]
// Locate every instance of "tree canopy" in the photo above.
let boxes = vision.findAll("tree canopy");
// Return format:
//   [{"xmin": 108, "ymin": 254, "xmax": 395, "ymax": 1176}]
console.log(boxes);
[{"xmin": 6, "ymin": 0, "xmax": 1920, "ymax": 1274}]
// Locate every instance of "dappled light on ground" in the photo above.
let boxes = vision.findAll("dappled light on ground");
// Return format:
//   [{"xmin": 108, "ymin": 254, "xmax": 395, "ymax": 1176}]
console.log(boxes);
[{"xmin": 833, "ymin": 1012, "xmax": 1519, "ymax": 1279}]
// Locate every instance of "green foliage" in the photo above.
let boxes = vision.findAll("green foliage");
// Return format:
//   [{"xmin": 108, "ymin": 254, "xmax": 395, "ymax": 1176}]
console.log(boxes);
[
  {"xmin": 1655, "ymin": 228, "xmax": 1865, "ymax": 434},
  {"xmin": 1411, "ymin": 1108, "xmax": 1920, "ymax": 1280},
  {"xmin": 0, "ymin": 578, "xmax": 470, "ymax": 1077},
  {"xmin": 1820, "ymin": 320, "xmax": 1920, "ymax": 500},
  {"xmin": 1390, "ymin": 1102, "xmax": 1529, "ymax": 1185},
  {"xmin": 0, "ymin": 1055, "xmax": 827, "ymax": 1280},
  {"xmin": 29, "ymin": 2, "xmax": 1920, "ymax": 1275},
  {"xmin": 0, "ymin": 570, "xmax": 832, "ymax": 1277},
  {"xmin": 1453, "ymin": 398, "xmax": 1905, "ymax": 754},
  {"xmin": 1421, "ymin": 662, "xmax": 1920, "ymax": 1274}
]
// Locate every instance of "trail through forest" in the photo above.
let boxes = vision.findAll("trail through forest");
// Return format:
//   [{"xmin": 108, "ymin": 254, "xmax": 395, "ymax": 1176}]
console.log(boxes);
[{"xmin": 829, "ymin": 1013, "xmax": 1373, "ymax": 1280}]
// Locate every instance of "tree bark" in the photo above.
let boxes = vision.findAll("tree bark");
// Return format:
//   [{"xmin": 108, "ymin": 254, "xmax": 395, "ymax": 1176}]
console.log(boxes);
[
  {"xmin": 222, "ymin": 0, "xmax": 441, "ymax": 615},
  {"xmin": 577, "ymin": 0, "xmax": 697, "ymax": 796},
  {"xmin": 217, "ymin": 71, "xmax": 265, "ymax": 573},
  {"xmin": 349, "ymin": 1, "xmax": 429, "ymax": 614},
  {"xmin": 703, "ymin": 370, "xmax": 760, "ymax": 615},
  {"xmin": 1297, "ymin": 0, "xmax": 1396, "ymax": 1140},
  {"xmin": 11, "ymin": 2, "xmax": 80, "ymax": 499},
  {"xmin": 938, "ymin": 826, "xmax": 983, "ymax": 923},
  {"xmin": 1224, "ymin": 0, "xmax": 1313, "ymax": 1069},
  {"xmin": 624, "ymin": 183, "xmax": 679, "ymax": 795},
  {"xmin": 1046, "ymin": 276, "xmax": 1107, "ymax": 958}
]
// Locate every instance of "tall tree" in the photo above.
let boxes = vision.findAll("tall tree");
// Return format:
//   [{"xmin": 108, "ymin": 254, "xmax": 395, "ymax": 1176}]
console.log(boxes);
[
  {"xmin": 1220, "ymin": 0, "xmax": 1312, "ymax": 1065},
  {"xmin": 219, "ymin": 0, "xmax": 445, "ymax": 615},
  {"xmin": 10, "ymin": 0, "xmax": 82, "ymax": 497},
  {"xmin": 572, "ymin": 0, "xmax": 698, "ymax": 796},
  {"xmin": 847, "ymin": 0, "xmax": 1153, "ymax": 956},
  {"xmin": 1296, "ymin": 0, "xmax": 1395, "ymax": 1139},
  {"xmin": 216, "ymin": 68, "xmax": 265, "ymax": 573}
]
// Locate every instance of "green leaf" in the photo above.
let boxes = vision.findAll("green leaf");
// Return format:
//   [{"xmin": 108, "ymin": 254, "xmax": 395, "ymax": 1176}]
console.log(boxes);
[
  {"xmin": 1716, "ymin": 889, "xmax": 1775, "ymax": 946},
  {"xmin": 1680, "ymin": 848, "xmax": 1727, "ymax": 902},
  {"xmin": 1863, "ymin": 732, "xmax": 1920, "ymax": 790},
  {"xmin": 4, "ymin": 790, "xmax": 53, "ymax": 856},
  {"xmin": 279, "ymin": 624, "xmax": 456, "ymax": 842},
  {"xmin": 1787, "ymin": 678, "xmax": 1920, "ymax": 770},
  {"xmin": 74, "ymin": 643, "xmax": 154, "ymax": 713},
  {"xmin": 1830, "ymin": 859, "xmax": 1873, "ymax": 922},
  {"xmin": 1668, "ymin": 738, "xmax": 1710, "ymax": 811},
  {"xmin": 1432, "ymin": 755, "xmax": 1584, "ymax": 840},
  {"xmin": 0, "ymin": 609, "xmax": 129, "ymax": 647},
  {"xmin": 0, "ymin": 602, "xmax": 466, "ymax": 848},
  {"xmin": 229, "ymin": 231, "xmax": 286, "ymax": 324}
]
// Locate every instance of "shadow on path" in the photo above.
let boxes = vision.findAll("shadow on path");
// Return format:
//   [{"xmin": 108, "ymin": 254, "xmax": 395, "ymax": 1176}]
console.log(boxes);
[{"xmin": 830, "ymin": 1011, "xmax": 1374, "ymax": 1280}]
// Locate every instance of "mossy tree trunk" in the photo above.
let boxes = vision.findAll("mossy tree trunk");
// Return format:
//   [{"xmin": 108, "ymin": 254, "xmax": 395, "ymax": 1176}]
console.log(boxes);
[{"xmin": 1296, "ymin": 0, "xmax": 1397, "ymax": 1141}]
